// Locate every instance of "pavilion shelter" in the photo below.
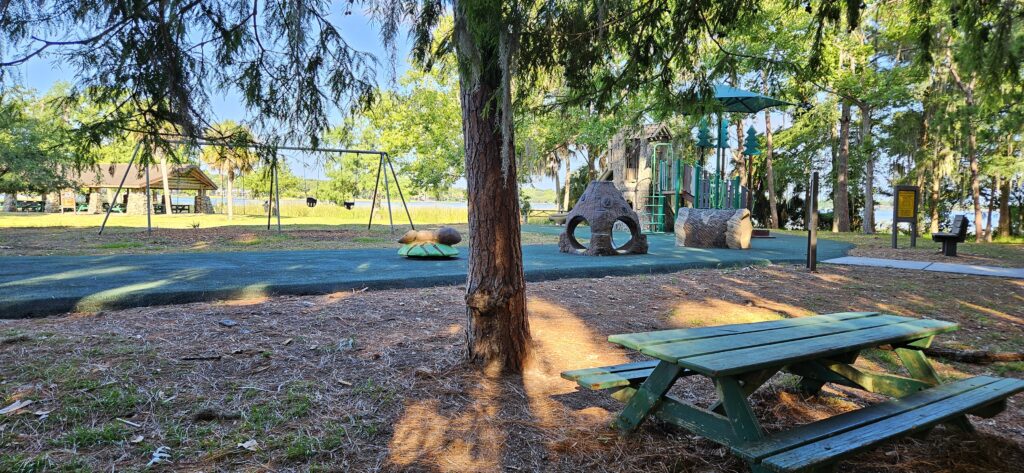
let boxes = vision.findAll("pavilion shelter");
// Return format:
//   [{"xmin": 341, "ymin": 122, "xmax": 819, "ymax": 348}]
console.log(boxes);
[{"xmin": 67, "ymin": 163, "xmax": 218, "ymax": 215}]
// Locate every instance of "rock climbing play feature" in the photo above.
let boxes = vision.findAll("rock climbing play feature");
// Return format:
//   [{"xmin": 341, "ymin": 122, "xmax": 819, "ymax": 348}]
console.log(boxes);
[
  {"xmin": 674, "ymin": 208, "xmax": 752, "ymax": 249},
  {"xmin": 398, "ymin": 226, "xmax": 462, "ymax": 258},
  {"xmin": 559, "ymin": 181, "xmax": 648, "ymax": 256}
]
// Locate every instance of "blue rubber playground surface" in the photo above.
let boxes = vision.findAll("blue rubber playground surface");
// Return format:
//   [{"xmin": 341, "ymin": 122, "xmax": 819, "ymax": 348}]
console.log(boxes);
[{"xmin": 0, "ymin": 228, "xmax": 851, "ymax": 318}]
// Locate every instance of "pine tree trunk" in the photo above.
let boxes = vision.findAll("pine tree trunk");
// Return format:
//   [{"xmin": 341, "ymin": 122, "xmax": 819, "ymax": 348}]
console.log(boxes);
[
  {"xmin": 929, "ymin": 165, "xmax": 941, "ymax": 234},
  {"xmin": 968, "ymin": 120, "xmax": 981, "ymax": 242},
  {"xmin": 734, "ymin": 119, "xmax": 746, "ymax": 186},
  {"xmin": 835, "ymin": 100, "xmax": 852, "ymax": 232},
  {"xmin": 830, "ymin": 121, "xmax": 839, "ymax": 232},
  {"xmin": 552, "ymin": 173, "xmax": 562, "ymax": 213},
  {"xmin": 986, "ymin": 175, "xmax": 998, "ymax": 242},
  {"xmin": 563, "ymin": 157, "xmax": 571, "ymax": 211},
  {"xmin": 226, "ymin": 172, "xmax": 235, "ymax": 220},
  {"xmin": 861, "ymin": 105, "xmax": 874, "ymax": 234},
  {"xmin": 455, "ymin": 4, "xmax": 530, "ymax": 373},
  {"xmin": 999, "ymin": 176, "xmax": 1011, "ymax": 238},
  {"xmin": 762, "ymin": 75, "xmax": 778, "ymax": 229}
]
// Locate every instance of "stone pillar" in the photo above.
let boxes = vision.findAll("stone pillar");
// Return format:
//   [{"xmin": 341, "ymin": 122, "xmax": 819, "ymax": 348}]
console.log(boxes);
[
  {"xmin": 1, "ymin": 193, "xmax": 16, "ymax": 212},
  {"xmin": 194, "ymin": 190, "xmax": 214, "ymax": 214},
  {"xmin": 88, "ymin": 190, "xmax": 104, "ymax": 214},
  {"xmin": 44, "ymin": 192, "xmax": 62, "ymax": 213},
  {"xmin": 126, "ymin": 189, "xmax": 151, "ymax": 215}
]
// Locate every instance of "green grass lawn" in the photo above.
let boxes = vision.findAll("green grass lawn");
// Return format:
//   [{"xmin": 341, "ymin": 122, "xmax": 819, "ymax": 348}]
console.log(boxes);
[
  {"xmin": 0, "ymin": 201, "xmax": 468, "ymax": 229},
  {"xmin": 0, "ymin": 205, "xmax": 561, "ymax": 255}
]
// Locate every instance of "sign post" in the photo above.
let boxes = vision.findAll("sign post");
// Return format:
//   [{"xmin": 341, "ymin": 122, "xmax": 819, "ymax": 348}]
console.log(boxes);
[
  {"xmin": 892, "ymin": 185, "xmax": 919, "ymax": 248},
  {"xmin": 807, "ymin": 172, "xmax": 818, "ymax": 271}
]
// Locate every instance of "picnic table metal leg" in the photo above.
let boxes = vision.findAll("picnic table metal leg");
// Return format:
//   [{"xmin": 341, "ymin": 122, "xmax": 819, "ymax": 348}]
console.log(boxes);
[{"xmin": 613, "ymin": 361, "xmax": 683, "ymax": 433}]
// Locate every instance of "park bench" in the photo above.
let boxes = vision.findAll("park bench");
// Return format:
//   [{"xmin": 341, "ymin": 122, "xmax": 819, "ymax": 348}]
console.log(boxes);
[
  {"xmin": 562, "ymin": 312, "xmax": 1024, "ymax": 473},
  {"xmin": 171, "ymin": 204, "xmax": 191, "ymax": 214},
  {"xmin": 931, "ymin": 215, "xmax": 968, "ymax": 256},
  {"xmin": 343, "ymin": 201, "xmax": 355, "ymax": 210}
]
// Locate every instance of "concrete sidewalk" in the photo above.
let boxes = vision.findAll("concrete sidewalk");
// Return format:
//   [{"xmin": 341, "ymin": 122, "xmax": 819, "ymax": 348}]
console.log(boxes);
[
  {"xmin": 823, "ymin": 256, "xmax": 1024, "ymax": 279},
  {"xmin": 0, "ymin": 232, "xmax": 851, "ymax": 319}
]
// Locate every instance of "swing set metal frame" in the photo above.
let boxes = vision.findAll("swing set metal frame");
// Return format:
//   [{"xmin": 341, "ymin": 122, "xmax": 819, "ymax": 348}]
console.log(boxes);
[{"xmin": 97, "ymin": 138, "xmax": 414, "ymax": 235}]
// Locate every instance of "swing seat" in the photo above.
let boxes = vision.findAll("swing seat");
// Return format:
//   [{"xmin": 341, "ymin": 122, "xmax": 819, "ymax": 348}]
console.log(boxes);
[{"xmin": 306, "ymin": 197, "xmax": 317, "ymax": 208}]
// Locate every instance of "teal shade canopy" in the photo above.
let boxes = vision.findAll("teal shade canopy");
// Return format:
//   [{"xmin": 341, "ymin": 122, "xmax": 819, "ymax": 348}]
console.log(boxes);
[
  {"xmin": 696, "ymin": 118, "xmax": 713, "ymax": 148},
  {"xmin": 744, "ymin": 125, "xmax": 761, "ymax": 155},
  {"xmin": 697, "ymin": 84, "xmax": 792, "ymax": 113}
]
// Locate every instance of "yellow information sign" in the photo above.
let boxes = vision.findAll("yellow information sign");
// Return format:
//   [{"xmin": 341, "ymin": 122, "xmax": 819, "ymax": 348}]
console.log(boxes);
[{"xmin": 897, "ymin": 190, "xmax": 916, "ymax": 219}]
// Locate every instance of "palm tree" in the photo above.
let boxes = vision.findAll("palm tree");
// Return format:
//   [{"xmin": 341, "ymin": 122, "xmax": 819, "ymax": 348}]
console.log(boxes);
[{"xmin": 200, "ymin": 121, "xmax": 257, "ymax": 220}]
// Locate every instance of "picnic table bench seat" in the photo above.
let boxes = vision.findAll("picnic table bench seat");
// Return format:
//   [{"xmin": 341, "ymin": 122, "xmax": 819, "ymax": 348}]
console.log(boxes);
[
  {"xmin": 735, "ymin": 375, "xmax": 1024, "ymax": 472},
  {"xmin": 562, "ymin": 312, "xmax": 1024, "ymax": 473}
]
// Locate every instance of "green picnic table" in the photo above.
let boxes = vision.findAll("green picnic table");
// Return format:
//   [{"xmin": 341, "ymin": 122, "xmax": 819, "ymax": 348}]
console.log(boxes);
[{"xmin": 563, "ymin": 312, "xmax": 1024, "ymax": 472}]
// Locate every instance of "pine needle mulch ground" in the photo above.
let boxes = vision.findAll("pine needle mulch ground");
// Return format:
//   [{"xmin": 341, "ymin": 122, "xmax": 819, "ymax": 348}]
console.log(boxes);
[{"xmin": 1, "ymin": 264, "xmax": 1022, "ymax": 472}]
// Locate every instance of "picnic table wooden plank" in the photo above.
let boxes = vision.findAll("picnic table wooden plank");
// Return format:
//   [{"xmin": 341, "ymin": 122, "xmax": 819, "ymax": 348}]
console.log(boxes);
[
  {"xmin": 762, "ymin": 377, "xmax": 1024, "ymax": 472},
  {"xmin": 675, "ymin": 319, "xmax": 957, "ymax": 376},
  {"xmin": 640, "ymin": 314, "xmax": 910, "ymax": 362},
  {"xmin": 609, "ymin": 312, "xmax": 881, "ymax": 350},
  {"xmin": 574, "ymin": 368, "xmax": 659, "ymax": 390},
  {"xmin": 733, "ymin": 375, "xmax": 1000, "ymax": 462},
  {"xmin": 561, "ymin": 360, "xmax": 660, "ymax": 381}
]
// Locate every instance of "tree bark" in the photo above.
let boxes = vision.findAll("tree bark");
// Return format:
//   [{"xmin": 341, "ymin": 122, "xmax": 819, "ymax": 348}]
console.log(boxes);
[
  {"xmin": 830, "ymin": 121, "xmax": 839, "ymax": 232},
  {"xmin": 454, "ymin": 3, "xmax": 530, "ymax": 373},
  {"xmin": 563, "ymin": 155, "xmax": 571, "ymax": 211},
  {"xmin": 860, "ymin": 105, "xmax": 874, "ymax": 234},
  {"xmin": 999, "ymin": 176, "xmax": 1011, "ymax": 238},
  {"xmin": 835, "ymin": 99, "xmax": 852, "ymax": 232},
  {"xmin": 929, "ymin": 159, "xmax": 941, "ymax": 233},
  {"xmin": 762, "ymin": 75, "xmax": 778, "ymax": 229},
  {"xmin": 922, "ymin": 347, "xmax": 1024, "ymax": 364},
  {"xmin": 734, "ymin": 118, "xmax": 746, "ymax": 186},
  {"xmin": 552, "ymin": 170, "xmax": 562, "ymax": 213},
  {"xmin": 986, "ymin": 175, "xmax": 998, "ymax": 242},
  {"xmin": 967, "ymin": 115, "xmax": 982, "ymax": 242},
  {"xmin": 226, "ymin": 170, "xmax": 235, "ymax": 220}
]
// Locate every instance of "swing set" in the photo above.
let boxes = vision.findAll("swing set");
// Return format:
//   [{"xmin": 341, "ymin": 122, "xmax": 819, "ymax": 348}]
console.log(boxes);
[{"xmin": 98, "ymin": 138, "xmax": 414, "ymax": 235}]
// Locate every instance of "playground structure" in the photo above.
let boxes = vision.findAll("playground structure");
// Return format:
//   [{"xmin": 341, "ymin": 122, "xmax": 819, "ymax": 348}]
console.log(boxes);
[
  {"xmin": 397, "ymin": 226, "xmax": 462, "ymax": 258},
  {"xmin": 559, "ymin": 181, "xmax": 648, "ymax": 256},
  {"xmin": 605, "ymin": 84, "xmax": 789, "ymax": 235},
  {"xmin": 605, "ymin": 124, "xmax": 748, "ymax": 234}
]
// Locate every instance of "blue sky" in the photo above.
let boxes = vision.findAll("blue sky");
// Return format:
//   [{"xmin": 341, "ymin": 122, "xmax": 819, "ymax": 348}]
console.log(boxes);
[
  {"xmin": 9, "ymin": 6, "xmax": 789, "ymax": 192},
  {"xmin": 14, "ymin": 8, "xmax": 411, "ymax": 123}
]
